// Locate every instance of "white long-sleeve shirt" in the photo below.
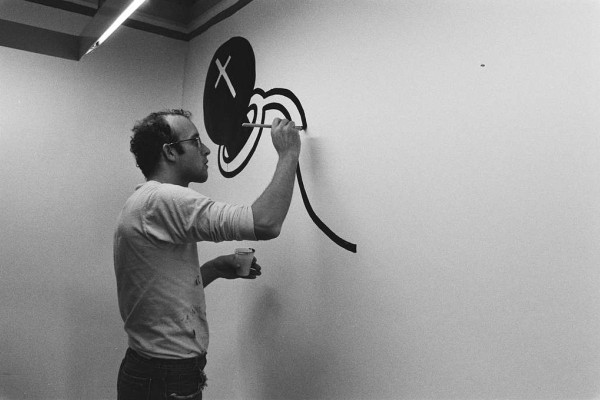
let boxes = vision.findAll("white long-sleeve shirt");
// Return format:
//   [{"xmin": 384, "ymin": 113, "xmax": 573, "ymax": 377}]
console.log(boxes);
[{"xmin": 114, "ymin": 181, "xmax": 255, "ymax": 359}]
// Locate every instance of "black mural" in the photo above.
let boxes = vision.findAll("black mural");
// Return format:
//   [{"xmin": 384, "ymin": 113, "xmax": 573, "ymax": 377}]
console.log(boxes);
[
  {"xmin": 203, "ymin": 37, "xmax": 357, "ymax": 253},
  {"xmin": 204, "ymin": 37, "xmax": 257, "ymax": 177}
]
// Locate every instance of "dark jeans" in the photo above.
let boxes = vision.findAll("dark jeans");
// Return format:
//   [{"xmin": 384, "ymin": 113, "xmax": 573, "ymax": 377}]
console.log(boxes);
[{"xmin": 117, "ymin": 348, "xmax": 207, "ymax": 400}]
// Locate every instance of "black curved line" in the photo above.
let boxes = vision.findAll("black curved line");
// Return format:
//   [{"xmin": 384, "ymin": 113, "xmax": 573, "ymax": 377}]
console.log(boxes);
[
  {"xmin": 219, "ymin": 134, "xmax": 261, "ymax": 177},
  {"xmin": 257, "ymin": 89, "xmax": 357, "ymax": 253},
  {"xmin": 296, "ymin": 165, "xmax": 357, "ymax": 253},
  {"xmin": 219, "ymin": 104, "xmax": 263, "ymax": 178},
  {"xmin": 259, "ymin": 88, "xmax": 307, "ymax": 129}
]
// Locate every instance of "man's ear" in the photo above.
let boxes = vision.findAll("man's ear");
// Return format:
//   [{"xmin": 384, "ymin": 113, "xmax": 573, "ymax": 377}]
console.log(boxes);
[{"xmin": 161, "ymin": 143, "xmax": 178, "ymax": 163}]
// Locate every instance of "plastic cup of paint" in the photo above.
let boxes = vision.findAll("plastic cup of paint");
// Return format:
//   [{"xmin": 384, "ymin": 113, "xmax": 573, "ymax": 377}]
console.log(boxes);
[{"xmin": 234, "ymin": 248, "xmax": 255, "ymax": 277}]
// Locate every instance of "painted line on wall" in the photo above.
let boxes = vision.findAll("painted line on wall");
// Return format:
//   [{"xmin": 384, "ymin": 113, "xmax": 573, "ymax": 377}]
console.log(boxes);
[{"xmin": 296, "ymin": 165, "xmax": 358, "ymax": 254}]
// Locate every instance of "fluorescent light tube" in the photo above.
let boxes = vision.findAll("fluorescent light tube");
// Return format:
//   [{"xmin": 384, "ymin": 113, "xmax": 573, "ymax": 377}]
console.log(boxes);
[{"xmin": 85, "ymin": 0, "xmax": 147, "ymax": 55}]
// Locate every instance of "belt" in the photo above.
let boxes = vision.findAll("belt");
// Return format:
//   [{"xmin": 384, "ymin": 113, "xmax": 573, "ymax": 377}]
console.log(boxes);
[{"xmin": 127, "ymin": 347, "xmax": 207, "ymax": 368}]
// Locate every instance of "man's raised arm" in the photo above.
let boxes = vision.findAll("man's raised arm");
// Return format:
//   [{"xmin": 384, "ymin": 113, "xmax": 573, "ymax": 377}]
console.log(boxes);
[{"xmin": 251, "ymin": 118, "xmax": 301, "ymax": 240}]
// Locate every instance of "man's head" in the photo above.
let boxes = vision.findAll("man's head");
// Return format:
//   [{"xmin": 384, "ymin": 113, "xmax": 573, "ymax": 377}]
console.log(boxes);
[{"xmin": 130, "ymin": 109, "xmax": 210, "ymax": 184}]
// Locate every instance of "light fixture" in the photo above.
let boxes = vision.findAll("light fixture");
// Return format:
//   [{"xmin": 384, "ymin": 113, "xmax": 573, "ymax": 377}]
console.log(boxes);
[{"xmin": 84, "ymin": 0, "xmax": 147, "ymax": 56}]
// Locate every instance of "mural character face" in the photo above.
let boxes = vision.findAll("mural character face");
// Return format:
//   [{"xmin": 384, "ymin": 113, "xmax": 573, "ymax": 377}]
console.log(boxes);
[
  {"xmin": 204, "ymin": 37, "xmax": 308, "ymax": 177},
  {"xmin": 204, "ymin": 37, "xmax": 257, "ymax": 177},
  {"xmin": 203, "ymin": 36, "xmax": 356, "ymax": 253}
]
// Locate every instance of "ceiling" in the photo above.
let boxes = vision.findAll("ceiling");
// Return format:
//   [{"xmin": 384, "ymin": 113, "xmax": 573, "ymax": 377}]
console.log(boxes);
[{"xmin": 0, "ymin": 0, "xmax": 249, "ymax": 60}]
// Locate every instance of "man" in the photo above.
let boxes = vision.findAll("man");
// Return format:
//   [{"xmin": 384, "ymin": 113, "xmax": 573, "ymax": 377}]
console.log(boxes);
[{"xmin": 114, "ymin": 109, "xmax": 300, "ymax": 399}]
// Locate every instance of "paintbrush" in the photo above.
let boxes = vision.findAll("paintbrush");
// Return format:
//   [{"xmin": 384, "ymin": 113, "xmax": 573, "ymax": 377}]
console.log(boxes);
[{"xmin": 242, "ymin": 123, "xmax": 305, "ymax": 130}]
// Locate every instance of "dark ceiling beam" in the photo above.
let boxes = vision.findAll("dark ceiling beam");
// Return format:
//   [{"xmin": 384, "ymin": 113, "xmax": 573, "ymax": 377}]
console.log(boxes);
[
  {"xmin": 20, "ymin": 0, "xmax": 256, "ymax": 42},
  {"xmin": 0, "ymin": 0, "xmax": 256, "ymax": 60},
  {"xmin": 137, "ymin": 0, "xmax": 190, "ymax": 25},
  {"xmin": 123, "ymin": 19, "xmax": 188, "ymax": 41},
  {"xmin": 23, "ymin": 0, "xmax": 97, "ymax": 16},
  {"xmin": 0, "ymin": 19, "xmax": 80, "ymax": 60},
  {"xmin": 188, "ymin": 0, "xmax": 252, "ymax": 39},
  {"xmin": 27, "ymin": 0, "xmax": 189, "ymax": 41}
]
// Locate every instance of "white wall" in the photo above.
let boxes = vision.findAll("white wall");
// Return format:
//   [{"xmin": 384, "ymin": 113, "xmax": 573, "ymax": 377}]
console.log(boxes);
[
  {"xmin": 0, "ymin": 27, "xmax": 186, "ymax": 399},
  {"xmin": 183, "ymin": 1, "xmax": 600, "ymax": 399},
  {"xmin": 2, "ymin": 1, "xmax": 600, "ymax": 399}
]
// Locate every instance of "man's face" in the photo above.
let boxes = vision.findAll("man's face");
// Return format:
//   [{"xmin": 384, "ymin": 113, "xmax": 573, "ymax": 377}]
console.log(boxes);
[{"xmin": 167, "ymin": 115, "xmax": 211, "ymax": 184}]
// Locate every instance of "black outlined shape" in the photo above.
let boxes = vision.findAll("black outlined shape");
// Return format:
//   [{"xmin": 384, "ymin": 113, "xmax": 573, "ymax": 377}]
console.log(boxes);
[
  {"xmin": 203, "ymin": 37, "xmax": 357, "ymax": 253},
  {"xmin": 265, "ymin": 92, "xmax": 357, "ymax": 253},
  {"xmin": 204, "ymin": 36, "xmax": 256, "ymax": 177}
]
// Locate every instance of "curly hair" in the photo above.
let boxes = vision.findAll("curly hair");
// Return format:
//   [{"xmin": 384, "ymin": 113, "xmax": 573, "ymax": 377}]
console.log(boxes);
[{"xmin": 130, "ymin": 109, "xmax": 192, "ymax": 178}]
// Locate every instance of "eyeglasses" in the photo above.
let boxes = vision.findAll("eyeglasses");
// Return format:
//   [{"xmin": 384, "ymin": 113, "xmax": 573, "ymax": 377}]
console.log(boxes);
[{"xmin": 166, "ymin": 137, "xmax": 201, "ymax": 147}]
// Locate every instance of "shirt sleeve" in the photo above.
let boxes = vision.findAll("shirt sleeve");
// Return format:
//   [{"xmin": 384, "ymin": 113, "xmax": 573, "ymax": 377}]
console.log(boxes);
[{"xmin": 143, "ymin": 184, "xmax": 256, "ymax": 244}]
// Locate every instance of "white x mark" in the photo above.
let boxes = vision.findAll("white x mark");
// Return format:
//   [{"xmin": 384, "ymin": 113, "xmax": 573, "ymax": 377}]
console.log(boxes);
[{"xmin": 215, "ymin": 56, "xmax": 236, "ymax": 98}]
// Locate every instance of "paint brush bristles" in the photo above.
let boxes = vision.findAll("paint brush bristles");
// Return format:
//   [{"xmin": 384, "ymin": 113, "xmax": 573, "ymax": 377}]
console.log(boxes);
[{"xmin": 242, "ymin": 123, "xmax": 305, "ymax": 130}]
